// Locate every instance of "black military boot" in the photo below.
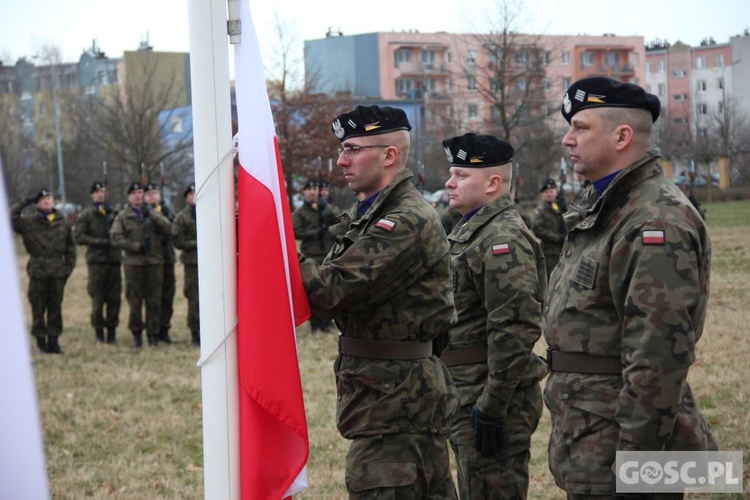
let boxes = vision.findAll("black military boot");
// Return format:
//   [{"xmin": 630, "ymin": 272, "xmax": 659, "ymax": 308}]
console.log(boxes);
[
  {"xmin": 95, "ymin": 328, "xmax": 105, "ymax": 344},
  {"xmin": 47, "ymin": 336, "xmax": 64, "ymax": 354},
  {"xmin": 191, "ymin": 331, "xmax": 201, "ymax": 347},
  {"xmin": 35, "ymin": 336, "xmax": 47, "ymax": 353},
  {"xmin": 106, "ymin": 327, "xmax": 117, "ymax": 344},
  {"xmin": 159, "ymin": 328, "xmax": 174, "ymax": 344},
  {"xmin": 147, "ymin": 335, "xmax": 160, "ymax": 346},
  {"xmin": 132, "ymin": 331, "xmax": 143, "ymax": 349}
]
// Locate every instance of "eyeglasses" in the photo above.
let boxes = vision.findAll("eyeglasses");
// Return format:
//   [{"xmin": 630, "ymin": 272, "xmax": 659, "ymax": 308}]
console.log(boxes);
[{"xmin": 337, "ymin": 145, "xmax": 390, "ymax": 157}]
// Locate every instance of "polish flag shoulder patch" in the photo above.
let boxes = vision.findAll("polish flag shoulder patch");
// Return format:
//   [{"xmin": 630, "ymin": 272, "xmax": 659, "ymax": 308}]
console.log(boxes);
[
  {"xmin": 642, "ymin": 230, "xmax": 665, "ymax": 245},
  {"xmin": 492, "ymin": 243, "xmax": 510, "ymax": 255},
  {"xmin": 375, "ymin": 218, "xmax": 396, "ymax": 231}
]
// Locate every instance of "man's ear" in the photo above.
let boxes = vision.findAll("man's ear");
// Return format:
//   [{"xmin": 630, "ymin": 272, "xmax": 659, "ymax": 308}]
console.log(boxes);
[
  {"xmin": 486, "ymin": 173, "xmax": 503, "ymax": 194},
  {"xmin": 614, "ymin": 124, "xmax": 634, "ymax": 152}
]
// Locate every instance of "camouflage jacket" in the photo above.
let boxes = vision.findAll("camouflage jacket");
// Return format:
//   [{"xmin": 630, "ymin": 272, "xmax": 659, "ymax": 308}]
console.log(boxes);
[
  {"xmin": 11, "ymin": 199, "xmax": 76, "ymax": 279},
  {"xmin": 545, "ymin": 150, "xmax": 715, "ymax": 453},
  {"xmin": 110, "ymin": 205, "xmax": 171, "ymax": 266},
  {"xmin": 299, "ymin": 169, "xmax": 459, "ymax": 438},
  {"xmin": 171, "ymin": 205, "xmax": 197, "ymax": 266},
  {"xmin": 73, "ymin": 203, "xmax": 121, "ymax": 265},
  {"xmin": 530, "ymin": 199, "xmax": 566, "ymax": 265},
  {"xmin": 292, "ymin": 201, "xmax": 339, "ymax": 260},
  {"xmin": 153, "ymin": 203, "xmax": 176, "ymax": 265},
  {"xmin": 444, "ymin": 195, "xmax": 548, "ymax": 418}
]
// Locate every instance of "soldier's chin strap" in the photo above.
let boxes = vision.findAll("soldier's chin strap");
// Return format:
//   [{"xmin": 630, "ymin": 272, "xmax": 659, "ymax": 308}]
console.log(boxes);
[
  {"xmin": 194, "ymin": 134, "xmax": 238, "ymax": 368},
  {"xmin": 196, "ymin": 319, "xmax": 238, "ymax": 368},
  {"xmin": 194, "ymin": 135, "xmax": 238, "ymax": 203}
]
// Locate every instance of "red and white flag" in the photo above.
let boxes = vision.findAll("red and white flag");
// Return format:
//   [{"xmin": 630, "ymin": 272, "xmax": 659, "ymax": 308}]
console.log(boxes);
[{"xmin": 234, "ymin": 1, "xmax": 311, "ymax": 498}]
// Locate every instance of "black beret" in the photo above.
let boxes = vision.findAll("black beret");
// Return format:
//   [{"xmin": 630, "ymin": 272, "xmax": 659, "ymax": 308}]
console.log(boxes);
[
  {"xmin": 319, "ymin": 180, "xmax": 330, "ymax": 188},
  {"xmin": 561, "ymin": 77, "xmax": 660, "ymax": 124},
  {"xmin": 90, "ymin": 181, "xmax": 105, "ymax": 193},
  {"xmin": 331, "ymin": 105, "xmax": 411, "ymax": 141},
  {"xmin": 145, "ymin": 182, "xmax": 160, "ymax": 192},
  {"xmin": 184, "ymin": 183, "xmax": 195, "ymax": 198},
  {"xmin": 302, "ymin": 179, "xmax": 320, "ymax": 190},
  {"xmin": 442, "ymin": 133, "xmax": 514, "ymax": 168},
  {"xmin": 540, "ymin": 178, "xmax": 557, "ymax": 192},
  {"xmin": 34, "ymin": 188, "xmax": 52, "ymax": 202},
  {"xmin": 127, "ymin": 181, "xmax": 143, "ymax": 194}
]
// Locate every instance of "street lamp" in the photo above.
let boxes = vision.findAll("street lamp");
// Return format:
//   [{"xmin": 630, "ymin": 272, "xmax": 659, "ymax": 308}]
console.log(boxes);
[{"xmin": 50, "ymin": 64, "xmax": 68, "ymax": 216}]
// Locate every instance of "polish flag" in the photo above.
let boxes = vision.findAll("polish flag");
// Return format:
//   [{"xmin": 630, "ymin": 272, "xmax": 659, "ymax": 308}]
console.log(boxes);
[{"xmin": 234, "ymin": 1, "xmax": 311, "ymax": 497}]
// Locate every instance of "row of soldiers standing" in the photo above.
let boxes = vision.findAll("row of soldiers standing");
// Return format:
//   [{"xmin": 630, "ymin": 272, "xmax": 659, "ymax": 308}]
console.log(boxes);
[{"xmin": 11, "ymin": 180, "xmax": 199, "ymax": 353}]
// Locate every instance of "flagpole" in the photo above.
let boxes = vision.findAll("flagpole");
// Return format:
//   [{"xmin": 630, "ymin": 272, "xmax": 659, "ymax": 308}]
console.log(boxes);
[{"xmin": 186, "ymin": 0, "xmax": 239, "ymax": 498}]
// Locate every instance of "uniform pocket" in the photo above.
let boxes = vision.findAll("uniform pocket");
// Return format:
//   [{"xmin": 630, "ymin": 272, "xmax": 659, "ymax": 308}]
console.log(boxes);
[{"xmin": 347, "ymin": 460, "xmax": 417, "ymax": 493}]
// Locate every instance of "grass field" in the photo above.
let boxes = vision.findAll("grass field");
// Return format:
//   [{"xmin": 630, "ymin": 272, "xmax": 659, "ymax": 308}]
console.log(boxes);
[{"xmin": 16, "ymin": 200, "xmax": 750, "ymax": 498}]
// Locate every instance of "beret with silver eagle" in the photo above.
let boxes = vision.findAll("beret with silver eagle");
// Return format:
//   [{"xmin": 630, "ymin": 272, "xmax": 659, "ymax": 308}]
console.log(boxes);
[
  {"xmin": 90, "ymin": 180, "xmax": 105, "ymax": 193},
  {"xmin": 540, "ymin": 178, "xmax": 557, "ymax": 192},
  {"xmin": 331, "ymin": 105, "xmax": 411, "ymax": 141},
  {"xmin": 34, "ymin": 188, "xmax": 52, "ymax": 202},
  {"xmin": 561, "ymin": 77, "xmax": 661, "ymax": 124},
  {"xmin": 184, "ymin": 183, "xmax": 195, "ymax": 198},
  {"xmin": 127, "ymin": 181, "xmax": 143, "ymax": 194},
  {"xmin": 442, "ymin": 133, "xmax": 514, "ymax": 168}
]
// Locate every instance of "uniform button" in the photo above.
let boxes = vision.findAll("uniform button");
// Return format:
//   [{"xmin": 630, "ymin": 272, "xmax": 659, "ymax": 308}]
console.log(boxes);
[
  {"xmin": 544, "ymin": 306, "xmax": 550, "ymax": 313},
  {"xmin": 561, "ymin": 393, "xmax": 569, "ymax": 400},
  {"xmin": 383, "ymin": 383, "xmax": 390, "ymax": 389},
  {"xmin": 565, "ymin": 250, "xmax": 572, "ymax": 257}
]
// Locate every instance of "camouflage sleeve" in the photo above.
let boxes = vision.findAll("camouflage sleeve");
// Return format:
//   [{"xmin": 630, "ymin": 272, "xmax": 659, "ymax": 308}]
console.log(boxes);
[
  {"xmin": 110, "ymin": 214, "xmax": 139, "ymax": 253},
  {"xmin": 151, "ymin": 210, "xmax": 172, "ymax": 236},
  {"xmin": 10, "ymin": 199, "xmax": 31, "ymax": 234},
  {"xmin": 531, "ymin": 208, "xmax": 561, "ymax": 245},
  {"xmin": 300, "ymin": 209, "xmax": 443, "ymax": 317},
  {"xmin": 292, "ymin": 209, "xmax": 319, "ymax": 242},
  {"xmin": 65, "ymin": 224, "xmax": 77, "ymax": 276},
  {"xmin": 171, "ymin": 214, "xmax": 196, "ymax": 250},
  {"xmin": 73, "ymin": 211, "xmax": 109, "ymax": 247},
  {"xmin": 612, "ymin": 219, "xmax": 707, "ymax": 451},
  {"xmin": 476, "ymin": 234, "xmax": 545, "ymax": 418}
]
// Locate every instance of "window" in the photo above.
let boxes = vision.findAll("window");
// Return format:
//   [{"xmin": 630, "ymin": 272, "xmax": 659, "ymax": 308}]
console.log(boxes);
[
  {"xmin": 543, "ymin": 51, "xmax": 551, "ymax": 64},
  {"xmin": 698, "ymin": 128, "xmax": 708, "ymax": 137},
  {"xmin": 395, "ymin": 48, "xmax": 412, "ymax": 66},
  {"xmin": 718, "ymin": 77, "xmax": 724, "ymax": 90},
  {"xmin": 467, "ymin": 49, "xmax": 477, "ymax": 65},
  {"xmin": 515, "ymin": 50, "xmax": 529, "ymax": 64},
  {"xmin": 561, "ymin": 51, "xmax": 570, "ymax": 65},
  {"xmin": 446, "ymin": 51, "xmax": 452, "ymax": 63},
  {"xmin": 658, "ymin": 60, "xmax": 665, "ymax": 72},
  {"xmin": 490, "ymin": 78, "xmax": 502, "ymax": 93},
  {"xmin": 674, "ymin": 117, "xmax": 688, "ymax": 124},
  {"xmin": 581, "ymin": 51, "xmax": 594, "ymax": 66},
  {"xmin": 562, "ymin": 77, "xmax": 571, "ymax": 90},
  {"xmin": 697, "ymin": 103, "xmax": 707, "ymax": 115},
  {"xmin": 717, "ymin": 53, "xmax": 724, "ymax": 67},
  {"xmin": 673, "ymin": 94, "xmax": 687, "ymax": 102},
  {"xmin": 696, "ymin": 56, "xmax": 706, "ymax": 69},
  {"xmin": 543, "ymin": 78, "xmax": 551, "ymax": 91},
  {"xmin": 657, "ymin": 83, "xmax": 666, "ymax": 96},
  {"xmin": 516, "ymin": 79, "xmax": 528, "ymax": 91},
  {"xmin": 421, "ymin": 50, "xmax": 435, "ymax": 69},
  {"xmin": 468, "ymin": 104, "xmax": 478, "ymax": 118},
  {"xmin": 718, "ymin": 101, "xmax": 725, "ymax": 114},
  {"xmin": 606, "ymin": 52, "xmax": 619, "ymax": 66},
  {"xmin": 422, "ymin": 78, "xmax": 436, "ymax": 92},
  {"xmin": 646, "ymin": 84, "xmax": 652, "ymax": 93},
  {"xmin": 396, "ymin": 78, "xmax": 412, "ymax": 96},
  {"xmin": 697, "ymin": 80, "xmax": 707, "ymax": 91},
  {"xmin": 646, "ymin": 62, "xmax": 651, "ymax": 73},
  {"xmin": 467, "ymin": 75, "xmax": 477, "ymax": 91},
  {"xmin": 672, "ymin": 69, "xmax": 686, "ymax": 77}
]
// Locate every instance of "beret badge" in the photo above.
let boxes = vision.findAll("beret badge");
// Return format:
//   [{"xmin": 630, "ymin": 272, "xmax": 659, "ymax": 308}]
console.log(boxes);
[
  {"xmin": 563, "ymin": 93, "xmax": 572, "ymax": 114},
  {"xmin": 444, "ymin": 146, "xmax": 453, "ymax": 164}
]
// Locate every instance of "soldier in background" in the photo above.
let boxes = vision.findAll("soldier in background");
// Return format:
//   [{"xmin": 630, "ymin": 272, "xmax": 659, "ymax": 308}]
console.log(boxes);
[
  {"xmin": 530, "ymin": 178, "xmax": 566, "ymax": 278},
  {"xmin": 111, "ymin": 182, "xmax": 171, "ymax": 348},
  {"xmin": 299, "ymin": 105, "xmax": 459, "ymax": 498},
  {"xmin": 318, "ymin": 179, "xmax": 341, "ymax": 217},
  {"xmin": 73, "ymin": 181, "xmax": 121, "ymax": 344},
  {"xmin": 11, "ymin": 189, "xmax": 76, "ymax": 354},
  {"xmin": 292, "ymin": 178, "xmax": 339, "ymax": 332},
  {"xmin": 440, "ymin": 133, "xmax": 548, "ymax": 499},
  {"xmin": 172, "ymin": 183, "xmax": 200, "ymax": 347},
  {"xmin": 546, "ymin": 77, "xmax": 717, "ymax": 497},
  {"xmin": 145, "ymin": 183, "xmax": 176, "ymax": 344}
]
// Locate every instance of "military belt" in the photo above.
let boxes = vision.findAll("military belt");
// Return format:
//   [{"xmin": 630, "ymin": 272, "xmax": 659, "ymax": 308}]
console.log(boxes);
[
  {"xmin": 546, "ymin": 347, "xmax": 621, "ymax": 375},
  {"xmin": 440, "ymin": 346, "xmax": 487, "ymax": 367},
  {"xmin": 338, "ymin": 334, "xmax": 433, "ymax": 360}
]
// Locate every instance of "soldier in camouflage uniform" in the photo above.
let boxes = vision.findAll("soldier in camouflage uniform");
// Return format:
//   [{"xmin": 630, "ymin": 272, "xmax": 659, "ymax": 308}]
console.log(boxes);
[
  {"xmin": 11, "ymin": 189, "xmax": 76, "ymax": 354},
  {"xmin": 74, "ymin": 181, "xmax": 121, "ymax": 344},
  {"xmin": 440, "ymin": 134, "xmax": 548, "ymax": 500},
  {"xmin": 299, "ymin": 105, "xmax": 459, "ymax": 498},
  {"xmin": 530, "ymin": 178, "xmax": 566, "ymax": 278},
  {"xmin": 545, "ymin": 77, "xmax": 717, "ymax": 498},
  {"xmin": 145, "ymin": 183, "xmax": 176, "ymax": 344},
  {"xmin": 172, "ymin": 183, "xmax": 200, "ymax": 347},
  {"xmin": 110, "ymin": 182, "xmax": 172, "ymax": 348}
]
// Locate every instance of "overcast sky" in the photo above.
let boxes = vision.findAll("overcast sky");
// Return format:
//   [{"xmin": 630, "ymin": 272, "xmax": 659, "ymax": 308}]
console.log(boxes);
[{"xmin": 1, "ymin": 0, "xmax": 748, "ymax": 67}]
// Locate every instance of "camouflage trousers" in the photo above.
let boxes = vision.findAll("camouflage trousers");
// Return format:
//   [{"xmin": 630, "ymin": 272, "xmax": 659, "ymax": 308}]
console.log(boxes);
[
  {"xmin": 345, "ymin": 433, "xmax": 457, "ymax": 499},
  {"xmin": 124, "ymin": 264, "xmax": 163, "ymax": 336},
  {"xmin": 449, "ymin": 383, "xmax": 542, "ymax": 500},
  {"xmin": 28, "ymin": 276, "xmax": 67, "ymax": 338},
  {"xmin": 160, "ymin": 262, "xmax": 175, "ymax": 332},
  {"xmin": 87, "ymin": 263, "xmax": 121, "ymax": 329},
  {"xmin": 183, "ymin": 264, "xmax": 199, "ymax": 335}
]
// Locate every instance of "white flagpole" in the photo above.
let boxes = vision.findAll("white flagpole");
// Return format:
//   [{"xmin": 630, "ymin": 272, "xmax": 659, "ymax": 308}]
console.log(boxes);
[{"xmin": 186, "ymin": 0, "xmax": 239, "ymax": 498}]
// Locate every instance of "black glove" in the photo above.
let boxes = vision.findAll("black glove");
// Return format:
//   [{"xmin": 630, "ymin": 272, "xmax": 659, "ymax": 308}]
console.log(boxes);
[
  {"xmin": 471, "ymin": 405, "xmax": 505, "ymax": 455},
  {"xmin": 141, "ymin": 205, "xmax": 151, "ymax": 218},
  {"xmin": 140, "ymin": 241, "xmax": 150, "ymax": 254}
]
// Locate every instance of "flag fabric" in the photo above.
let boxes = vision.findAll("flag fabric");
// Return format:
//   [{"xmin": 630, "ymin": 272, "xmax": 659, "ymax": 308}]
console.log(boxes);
[
  {"xmin": 0, "ymin": 163, "xmax": 50, "ymax": 499},
  {"xmin": 234, "ymin": 1, "xmax": 311, "ymax": 498}
]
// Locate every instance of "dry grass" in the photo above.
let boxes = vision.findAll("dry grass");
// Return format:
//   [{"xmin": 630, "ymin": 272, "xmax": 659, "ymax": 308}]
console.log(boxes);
[{"xmin": 18, "ymin": 200, "xmax": 750, "ymax": 499}]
